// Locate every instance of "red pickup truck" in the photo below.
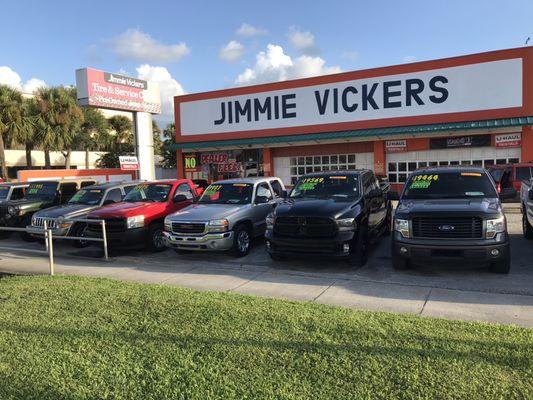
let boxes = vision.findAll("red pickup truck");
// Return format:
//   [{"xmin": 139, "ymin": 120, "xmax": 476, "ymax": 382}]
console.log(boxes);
[{"xmin": 85, "ymin": 179, "xmax": 198, "ymax": 252}]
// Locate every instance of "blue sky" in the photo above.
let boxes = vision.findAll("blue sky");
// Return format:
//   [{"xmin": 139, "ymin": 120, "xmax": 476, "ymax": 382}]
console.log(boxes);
[{"xmin": 1, "ymin": 0, "xmax": 532, "ymax": 123}]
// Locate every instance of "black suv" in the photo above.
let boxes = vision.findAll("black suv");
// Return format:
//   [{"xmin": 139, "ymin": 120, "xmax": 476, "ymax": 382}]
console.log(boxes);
[
  {"xmin": 391, "ymin": 167, "xmax": 510, "ymax": 273},
  {"xmin": 265, "ymin": 170, "xmax": 392, "ymax": 266}
]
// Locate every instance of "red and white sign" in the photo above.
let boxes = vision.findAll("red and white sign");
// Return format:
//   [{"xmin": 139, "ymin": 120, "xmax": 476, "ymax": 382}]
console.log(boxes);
[
  {"xmin": 217, "ymin": 162, "xmax": 241, "ymax": 173},
  {"xmin": 76, "ymin": 68, "xmax": 161, "ymax": 114},
  {"xmin": 201, "ymin": 153, "xmax": 229, "ymax": 164},
  {"xmin": 385, "ymin": 139, "xmax": 407, "ymax": 153},
  {"xmin": 495, "ymin": 133, "xmax": 521, "ymax": 148},
  {"xmin": 119, "ymin": 156, "xmax": 140, "ymax": 171}
]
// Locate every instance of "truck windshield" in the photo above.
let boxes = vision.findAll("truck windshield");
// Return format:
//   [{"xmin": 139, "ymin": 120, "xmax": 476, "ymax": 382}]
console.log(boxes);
[
  {"xmin": 68, "ymin": 189, "xmax": 104, "ymax": 205},
  {"xmin": 403, "ymin": 172, "xmax": 498, "ymax": 199},
  {"xmin": 25, "ymin": 182, "xmax": 58, "ymax": 200},
  {"xmin": 123, "ymin": 184, "xmax": 172, "ymax": 202},
  {"xmin": 290, "ymin": 175, "xmax": 360, "ymax": 201},
  {"xmin": 198, "ymin": 183, "xmax": 253, "ymax": 204},
  {"xmin": 0, "ymin": 186, "xmax": 9, "ymax": 200}
]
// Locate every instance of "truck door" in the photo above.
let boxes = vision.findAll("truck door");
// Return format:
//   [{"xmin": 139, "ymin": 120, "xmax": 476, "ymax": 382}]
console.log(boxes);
[
  {"xmin": 171, "ymin": 183, "xmax": 195, "ymax": 211},
  {"xmin": 252, "ymin": 182, "xmax": 276, "ymax": 235}
]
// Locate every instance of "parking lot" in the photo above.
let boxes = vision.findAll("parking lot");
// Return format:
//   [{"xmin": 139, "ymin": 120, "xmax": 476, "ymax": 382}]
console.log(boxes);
[{"xmin": 0, "ymin": 211, "xmax": 532, "ymax": 327}]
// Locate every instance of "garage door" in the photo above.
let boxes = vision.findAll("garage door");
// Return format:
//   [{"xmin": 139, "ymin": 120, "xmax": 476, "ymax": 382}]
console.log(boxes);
[
  {"xmin": 387, "ymin": 147, "xmax": 520, "ymax": 183},
  {"xmin": 274, "ymin": 152, "xmax": 374, "ymax": 186}
]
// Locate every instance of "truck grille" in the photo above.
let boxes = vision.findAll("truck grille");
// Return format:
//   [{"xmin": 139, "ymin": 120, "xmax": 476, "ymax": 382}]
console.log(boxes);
[
  {"xmin": 32, "ymin": 217, "xmax": 57, "ymax": 229},
  {"xmin": 171, "ymin": 222, "xmax": 206, "ymax": 235},
  {"xmin": 412, "ymin": 217, "xmax": 483, "ymax": 239},
  {"xmin": 86, "ymin": 218, "xmax": 126, "ymax": 235},
  {"xmin": 274, "ymin": 216, "xmax": 337, "ymax": 238}
]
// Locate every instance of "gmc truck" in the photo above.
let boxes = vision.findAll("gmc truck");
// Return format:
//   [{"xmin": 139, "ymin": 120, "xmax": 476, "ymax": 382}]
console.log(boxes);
[
  {"xmin": 520, "ymin": 178, "xmax": 533, "ymax": 239},
  {"xmin": 163, "ymin": 177, "xmax": 286, "ymax": 257},
  {"xmin": 391, "ymin": 167, "xmax": 510, "ymax": 273},
  {"xmin": 265, "ymin": 170, "xmax": 392, "ymax": 266},
  {"xmin": 85, "ymin": 179, "xmax": 198, "ymax": 252}
]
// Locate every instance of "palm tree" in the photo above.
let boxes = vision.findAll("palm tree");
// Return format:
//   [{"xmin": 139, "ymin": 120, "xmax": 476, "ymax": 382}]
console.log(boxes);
[
  {"xmin": 0, "ymin": 85, "xmax": 24, "ymax": 179},
  {"xmin": 14, "ymin": 97, "xmax": 40, "ymax": 168},
  {"xmin": 78, "ymin": 107, "xmax": 108, "ymax": 169},
  {"xmin": 161, "ymin": 123, "xmax": 177, "ymax": 169},
  {"xmin": 34, "ymin": 86, "xmax": 84, "ymax": 168},
  {"xmin": 107, "ymin": 115, "xmax": 133, "ymax": 153}
]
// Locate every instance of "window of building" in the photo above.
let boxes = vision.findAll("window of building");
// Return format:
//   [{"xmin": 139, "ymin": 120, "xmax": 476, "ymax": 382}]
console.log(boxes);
[{"xmin": 288, "ymin": 153, "xmax": 368, "ymax": 184}]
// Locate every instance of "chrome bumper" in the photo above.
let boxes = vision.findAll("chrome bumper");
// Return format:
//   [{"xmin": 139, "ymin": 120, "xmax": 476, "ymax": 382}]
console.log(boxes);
[
  {"xmin": 163, "ymin": 231, "xmax": 234, "ymax": 251},
  {"xmin": 26, "ymin": 225, "xmax": 70, "ymax": 237}
]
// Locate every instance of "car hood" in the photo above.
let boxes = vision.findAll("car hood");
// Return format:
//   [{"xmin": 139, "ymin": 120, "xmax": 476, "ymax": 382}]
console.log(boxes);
[
  {"xmin": 34, "ymin": 204, "xmax": 98, "ymax": 219},
  {"xmin": 1, "ymin": 198, "xmax": 45, "ymax": 210},
  {"xmin": 168, "ymin": 203, "xmax": 248, "ymax": 221},
  {"xmin": 274, "ymin": 198, "xmax": 357, "ymax": 219},
  {"xmin": 395, "ymin": 198, "xmax": 502, "ymax": 218},
  {"xmin": 88, "ymin": 201, "xmax": 163, "ymax": 218}
]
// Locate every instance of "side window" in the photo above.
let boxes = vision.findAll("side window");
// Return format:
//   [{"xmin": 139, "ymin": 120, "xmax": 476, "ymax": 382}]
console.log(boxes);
[
  {"xmin": 123, "ymin": 185, "xmax": 136, "ymax": 195},
  {"xmin": 175, "ymin": 183, "xmax": 193, "ymax": 200},
  {"xmin": 11, "ymin": 188, "xmax": 25, "ymax": 200},
  {"xmin": 516, "ymin": 167, "xmax": 531, "ymax": 182},
  {"xmin": 81, "ymin": 181, "xmax": 95, "ymax": 188},
  {"xmin": 59, "ymin": 183, "xmax": 77, "ymax": 201},
  {"xmin": 256, "ymin": 182, "xmax": 273, "ymax": 200},
  {"xmin": 270, "ymin": 180, "xmax": 283, "ymax": 197},
  {"xmin": 104, "ymin": 188, "xmax": 123, "ymax": 204},
  {"xmin": 363, "ymin": 173, "xmax": 372, "ymax": 194}
]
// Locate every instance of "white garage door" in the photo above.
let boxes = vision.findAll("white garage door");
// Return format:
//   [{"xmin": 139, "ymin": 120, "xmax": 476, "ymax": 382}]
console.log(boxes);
[
  {"xmin": 274, "ymin": 152, "xmax": 374, "ymax": 186},
  {"xmin": 386, "ymin": 147, "xmax": 521, "ymax": 183}
]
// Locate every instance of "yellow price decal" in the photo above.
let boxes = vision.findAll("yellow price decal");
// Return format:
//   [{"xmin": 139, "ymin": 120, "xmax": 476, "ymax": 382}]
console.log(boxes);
[
  {"xmin": 301, "ymin": 177, "xmax": 324, "ymax": 184},
  {"xmin": 461, "ymin": 172, "xmax": 482, "ymax": 177}
]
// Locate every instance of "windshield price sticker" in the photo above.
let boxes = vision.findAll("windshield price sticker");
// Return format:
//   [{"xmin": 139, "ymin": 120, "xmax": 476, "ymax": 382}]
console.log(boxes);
[
  {"xmin": 204, "ymin": 185, "xmax": 222, "ymax": 195},
  {"xmin": 70, "ymin": 191, "xmax": 85, "ymax": 201},
  {"xmin": 329, "ymin": 176, "xmax": 347, "ymax": 180},
  {"xmin": 133, "ymin": 184, "xmax": 149, "ymax": 192},
  {"xmin": 232, "ymin": 183, "xmax": 250, "ymax": 187},
  {"xmin": 461, "ymin": 172, "xmax": 482, "ymax": 177},
  {"xmin": 28, "ymin": 183, "xmax": 44, "ymax": 193},
  {"xmin": 410, "ymin": 174, "xmax": 439, "ymax": 189}
]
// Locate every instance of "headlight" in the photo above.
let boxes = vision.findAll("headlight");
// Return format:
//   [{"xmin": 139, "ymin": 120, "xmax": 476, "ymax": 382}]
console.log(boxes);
[
  {"xmin": 266, "ymin": 213, "xmax": 274, "ymax": 229},
  {"xmin": 164, "ymin": 219, "xmax": 172, "ymax": 232},
  {"xmin": 7, "ymin": 206, "xmax": 17, "ymax": 215},
  {"xmin": 336, "ymin": 217, "xmax": 356, "ymax": 232},
  {"xmin": 126, "ymin": 215, "xmax": 145, "ymax": 229},
  {"xmin": 207, "ymin": 219, "xmax": 229, "ymax": 232},
  {"xmin": 486, "ymin": 216, "xmax": 506, "ymax": 239},
  {"xmin": 394, "ymin": 219, "xmax": 410, "ymax": 238}
]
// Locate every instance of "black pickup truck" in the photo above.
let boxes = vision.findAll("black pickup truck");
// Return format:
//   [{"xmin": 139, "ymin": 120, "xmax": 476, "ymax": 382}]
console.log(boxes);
[
  {"xmin": 391, "ymin": 166, "xmax": 510, "ymax": 273},
  {"xmin": 265, "ymin": 170, "xmax": 392, "ymax": 266}
]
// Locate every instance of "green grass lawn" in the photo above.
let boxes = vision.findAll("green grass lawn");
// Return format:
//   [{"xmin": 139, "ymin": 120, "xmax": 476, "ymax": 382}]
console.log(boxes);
[{"xmin": 0, "ymin": 275, "xmax": 531, "ymax": 400}]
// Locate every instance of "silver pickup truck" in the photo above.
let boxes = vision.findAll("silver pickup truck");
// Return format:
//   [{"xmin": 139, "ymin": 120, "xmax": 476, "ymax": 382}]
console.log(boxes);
[
  {"xmin": 163, "ymin": 177, "xmax": 286, "ymax": 257},
  {"xmin": 520, "ymin": 178, "xmax": 533, "ymax": 239}
]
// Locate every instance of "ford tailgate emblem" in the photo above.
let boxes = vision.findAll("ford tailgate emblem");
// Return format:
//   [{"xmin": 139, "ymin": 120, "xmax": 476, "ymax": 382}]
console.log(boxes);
[{"xmin": 438, "ymin": 225, "xmax": 455, "ymax": 231}]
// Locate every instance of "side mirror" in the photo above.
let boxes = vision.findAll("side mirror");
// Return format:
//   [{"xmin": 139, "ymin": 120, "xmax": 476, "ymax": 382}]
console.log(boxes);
[
  {"xmin": 173, "ymin": 194, "xmax": 188, "ymax": 203},
  {"xmin": 529, "ymin": 190, "xmax": 533, "ymax": 201},
  {"xmin": 255, "ymin": 195, "xmax": 269, "ymax": 204},
  {"xmin": 388, "ymin": 191, "xmax": 400, "ymax": 201}
]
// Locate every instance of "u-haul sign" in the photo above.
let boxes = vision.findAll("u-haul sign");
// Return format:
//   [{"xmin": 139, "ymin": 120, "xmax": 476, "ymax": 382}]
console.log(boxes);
[
  {"xmin": 495, "ymin": 133, "xmax": 521, "ymax": 148},
  {"xmin": 385, "ymin": 139, "xmax": 407, "ymax": 153},
  {"xmin": 179, "ymin": 58, "xmax": 523, "ymax": 136}
]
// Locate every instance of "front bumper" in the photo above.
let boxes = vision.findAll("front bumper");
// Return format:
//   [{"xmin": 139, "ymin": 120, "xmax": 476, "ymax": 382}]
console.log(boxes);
[
  {"xmin": 163, "ymin": 231, "xmax": 234, "ymax": 251},
  {"xmin": 392, "ymin": 232, "xmax": 510, "ymax": 265},
  {"xmin": 265, "ymin": 229, "xmax": 356, "ymax": 258},
  {"xmin": 85, "ymin": 227, "xmax": 147, "ymax": 248},
  {"xmin": 0, "ymin": 215, "xmax": 24, "ymax": 228},
  {"xmin": 26, "ymin": 226, "xmax": 71, "ymax": 237}
]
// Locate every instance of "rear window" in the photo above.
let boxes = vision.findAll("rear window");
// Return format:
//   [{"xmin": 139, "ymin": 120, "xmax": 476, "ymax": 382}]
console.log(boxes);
[{"xmin": 403, "ymin": 171, "xmax": 498, "ymax": 199}]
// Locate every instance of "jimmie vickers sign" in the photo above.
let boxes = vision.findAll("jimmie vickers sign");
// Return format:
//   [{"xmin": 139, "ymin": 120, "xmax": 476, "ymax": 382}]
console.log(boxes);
[{"xmin": 179, "ymin": 58, "xmax": 522, "ymax": 136}]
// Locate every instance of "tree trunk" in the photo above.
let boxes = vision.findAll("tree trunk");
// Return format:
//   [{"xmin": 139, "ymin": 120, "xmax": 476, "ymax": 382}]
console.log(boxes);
[
  {"xmin": 85, "ymin": 149, "xmax": 90, "ymax": 169},
  {"xmin": 25, "ymin": 144, "xmax": 33, "ymax": 168},
  {"xmin": 0, "ymin": 133, "xmax": 7, "ymax": 180},
  {"xmin": 64, "ymin": 150, "xmax": 71, "ymax": 169},
  {"xmin": 44, "ymin": 148, "xmax": 51, "ymax": 169}
]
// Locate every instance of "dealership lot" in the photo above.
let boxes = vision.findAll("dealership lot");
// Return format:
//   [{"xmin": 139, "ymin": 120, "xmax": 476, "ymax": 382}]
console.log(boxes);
[{"xmin": 0, "ymin": 212, "xmax": 532, "ymax": 327}]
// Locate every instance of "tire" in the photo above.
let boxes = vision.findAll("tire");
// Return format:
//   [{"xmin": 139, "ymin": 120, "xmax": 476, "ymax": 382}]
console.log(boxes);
[
  {"xmin": 71, "ymin": 223, "xmax": 90, "ymax": 248},
  {"xmin": 490, "ymin": 258, "xmax": 511, "ymax": 274},
  {"xmin": 146, "ymin": 223, "xmax": 166, "ymax": 253},
  {"xmin": 350, "ymin": 226, "xmax": 369, "ymax": 267},
  {"xmin": 522, "ymin": 211, "xmax": 533, "ymax": 240},
  {"xmin": 230, "ymin": 224, "xmax": 252, "ymax": 257}
]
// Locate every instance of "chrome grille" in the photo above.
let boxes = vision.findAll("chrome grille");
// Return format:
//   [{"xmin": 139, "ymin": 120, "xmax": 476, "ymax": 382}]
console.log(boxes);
[
  {"xmin": 412, "ymin": 217, "xmax": 483, "ymax": 239},
  {"xmin": 171, "ymin": 222, "xmax": 206, "ymax": 235},
  {"xmin": 32, "ymin": 217, "xmax": 57, "ymax": 229}
]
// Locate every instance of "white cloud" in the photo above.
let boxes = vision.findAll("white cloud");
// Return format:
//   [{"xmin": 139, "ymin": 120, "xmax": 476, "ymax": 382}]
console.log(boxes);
[
  {"xmin": 235, "ymin": 44, "xmax": 341, "ymax": 86},
  {"xmin": 112, "ymin": 29, "xmax": 190, "ymax": 63},
  {"xmin": 402, "ymin": 55, "xmax": 418, "ymax": 63},
  {"xmin": 136, "ymin": 64, "xmax": 185, "ymax": 120},
  {"xmin": 236, "ymin": 23, "xmax": 268, "ymax": 38},
  {"xmin": 0, "ymin": 66, "xmax": 46, "ymax": 94},
  {"xmin": 288, "ymin": 27, "xmax": 319, "ymax": 55},
  {"xmin": 219, "ymin": 40, "xmax": 244, "ymax": 63}
]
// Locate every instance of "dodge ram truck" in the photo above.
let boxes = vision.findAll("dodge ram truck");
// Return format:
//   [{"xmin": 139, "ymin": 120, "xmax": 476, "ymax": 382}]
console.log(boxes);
[
  {"xmin": 265, "ymin": 170, "xmax": 392, "ymax": 266},
  {"xmin": 391, "ymin": 166, "xmax": 510, "ymax": 273},
  {"xmin": 164, "ymin": 177, "xmax": 286, "ymax": 257}
]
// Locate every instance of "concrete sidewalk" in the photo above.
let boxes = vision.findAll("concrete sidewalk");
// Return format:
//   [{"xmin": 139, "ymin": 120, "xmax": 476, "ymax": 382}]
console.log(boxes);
[{"xmin": 0, "ymin": 249, "xmax": 531, "ymax": 328}]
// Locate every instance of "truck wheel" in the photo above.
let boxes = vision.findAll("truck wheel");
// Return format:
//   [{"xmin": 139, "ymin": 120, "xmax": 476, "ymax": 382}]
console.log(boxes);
[
  {"xmin": 146, "ymin": 223, "xmax": 166, "ymax": 253},
  {"xmin": 350, "ymin": 226, "xmax": 368, "ymax": 267},
  {"xmin": 230, "ymin": 224, "xmax": 251, "ymax": 257},
  {"xmin": 71, "ymin": 223, "xmax": 89, "ymax": 248},
  {"xmin": 523, "ymin": 212, "xmax": 533, "ymax": 240},
  {"xmin": 490, "ymin": 258, "xmax": 511, "ymax": 274}
]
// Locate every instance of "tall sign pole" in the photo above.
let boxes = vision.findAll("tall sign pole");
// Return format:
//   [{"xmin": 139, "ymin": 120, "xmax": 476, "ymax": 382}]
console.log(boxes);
[{"xmin": 75, "ymin": 68, "xmax": 162, "ymax": 181}]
